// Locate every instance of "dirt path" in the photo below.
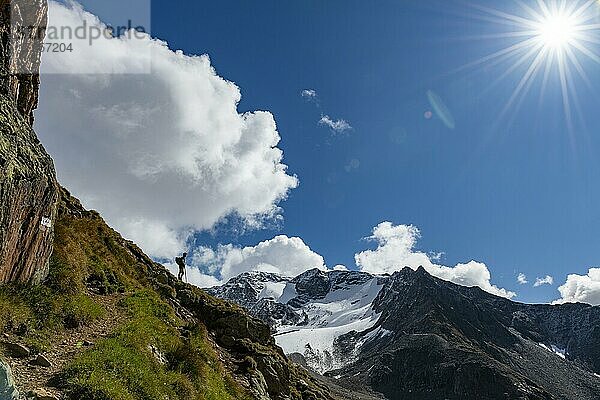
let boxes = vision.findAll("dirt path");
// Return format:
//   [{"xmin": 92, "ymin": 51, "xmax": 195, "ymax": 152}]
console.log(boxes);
[{"xmin": 3, "ymin": 293, "xmax": 126, "ymax": 399}]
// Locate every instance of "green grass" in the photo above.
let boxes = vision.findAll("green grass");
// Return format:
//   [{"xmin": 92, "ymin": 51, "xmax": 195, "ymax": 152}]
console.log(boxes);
[
  {"xmin": 0, "ymin": 193, "xmax": 251, "ymax": 400},
  {"xmin": 170, "ymin": 325, "xmax": 251, "ymax": 400},
  {"xmin": 57, "ymin": 290, "xmax": 248, "ymax": 400},
  {"xmin": 43, "ymin": 202, "xmax": 250, "ymax": 399},
  {"xmin": 0, "ymin": 284, "xmax": 105, "ymax": 352}
]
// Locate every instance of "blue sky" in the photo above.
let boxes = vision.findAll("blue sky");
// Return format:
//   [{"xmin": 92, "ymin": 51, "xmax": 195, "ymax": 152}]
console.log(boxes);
[{"xmin": 46, "ymin": 0, "xmax": 600, "ymax": 303}]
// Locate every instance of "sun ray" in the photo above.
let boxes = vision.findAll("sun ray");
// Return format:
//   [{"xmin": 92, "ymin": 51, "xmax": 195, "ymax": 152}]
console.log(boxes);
[
  {"xmin": 564, "ymin": 44, "xmax": 592, "ymax": 88},
  {"xmin": 536, "ymin": 0, "xmax": 553, "ymax": 19},
  {"xmin": 451, "ymin": 37, "xmax": 540, "ymax": 73},
  {"xmin": 457, "ymin": 0, "xmax": 600, "ymax": 129},
  {"xmin": 502, "ymin": 46, "xmax": 548, "ymax": 115},
  {"xmin": 574, "ymin": 23, "xmax": 600, "ymax": 31},
  {"xmin": 576, "ymin": 36, "xmax": 600, "ymax": 47},
  {"xmin": 557, "ymin": 51, "xmax": 573, "ymax": 131},
  {"xmin": 570, "ymin": 40, "xmax": 600, "ymax": 63},
  {"xmin": 569, "ymin": 0, "xmax": 597, "ymax": 20},
  {"xmin": 538, "ymin": 50, "xmax": 554, "ymax": 109},
  {"xmin": 516, "ymin": 0, "xmax": 545, "ymax": 21},
  {"xmin": 456, "ymin": 31, "xmax": 541, "ymax": 41},
  {"xmin": 468, "ymin": 3, "xmax": 540, "ymax": 28},
  {"xmin": 493, "ymin": 41, "xmax": 545, "ymax": 87}
]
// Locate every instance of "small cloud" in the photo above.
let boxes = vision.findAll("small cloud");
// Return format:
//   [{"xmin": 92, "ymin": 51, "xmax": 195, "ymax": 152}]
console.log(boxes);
[
  {"xmin": 319, "ymin": 115, "xmax": 352, "ymax": 134},
  {"xmin": 344, "ymin": 158, "xmax": 360, "ymax": 172},
  {"xmin": 302, "ymin": 90, "xmax": 352, "ymax": 136},
  {"xmin": 429, "ymin": 252, "xmax": 445, "ymax": 262},
  {"xmin": 517, "ymin": 273, "xmax": 528, "ymax": 285},
  {"xmin": 534, "ymin": 275, "xmax": 554, "ymax": 287},
  {"xmin": 301, "ymin": 89, "xmax": 318, "ymax": 100},
  {"xmin": 333, "ymin": 265, "xmax": 348, "ymax": 271}
]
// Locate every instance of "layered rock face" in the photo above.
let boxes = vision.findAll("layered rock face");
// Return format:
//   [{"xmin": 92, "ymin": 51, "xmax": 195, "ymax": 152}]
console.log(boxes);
[
  {"xmin": 0, "ymin": 0, "xmax": 47, "ymax": 124},
  {"xmin": 0, "ymin": 0, "xmax": 57, "ymax": 284}
]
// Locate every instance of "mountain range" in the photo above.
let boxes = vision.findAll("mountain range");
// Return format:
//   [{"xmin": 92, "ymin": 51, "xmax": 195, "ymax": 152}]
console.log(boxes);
[
  {"xmin": 209, "ymin": 267, "xmax": 600, "ymax": 400},
  {"xmin": 2, "ymin": 0, "xmax": 600, "ymax": 399}
]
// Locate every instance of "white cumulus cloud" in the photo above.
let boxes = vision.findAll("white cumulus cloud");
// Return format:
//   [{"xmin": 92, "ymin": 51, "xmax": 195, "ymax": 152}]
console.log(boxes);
[
  {"xmin": 554, "ymin": 269, "xmax": 600, "ymax": 305},
  {"xmin": 517, "ymin": 273, "xmax": 528, "ymax": 285},
  {"xmin": 354, "ymin": 222, "xmax": 515, "ymax": 299},
  {"xmin": 534, "ymin": 275, "xmax": 554, "ymax": 287},
  {"xmin": 192, "ymin": 235, "xmax": 327, "ymax": 285},
  {"xmin": 36, "ymin": 2, "xmax": 298, "ymax": 259}
]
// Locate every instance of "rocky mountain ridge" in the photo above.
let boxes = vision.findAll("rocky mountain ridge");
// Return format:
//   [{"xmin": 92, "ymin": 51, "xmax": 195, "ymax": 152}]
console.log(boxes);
[
  {"xmin": 209, "ymin": 269, "xmax": 388, "ymax": 373},
  {"xmin": 210, "ymin": 267, "xmax": 600, "ymax": 399}
]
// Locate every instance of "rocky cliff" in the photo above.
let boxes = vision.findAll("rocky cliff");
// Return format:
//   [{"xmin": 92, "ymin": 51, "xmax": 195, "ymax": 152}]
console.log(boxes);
[
  {"xmin": 0, "ymin": 0, "xmax": 57, "ymax": 284},
  {"xmin": 0, "ymin": 0, "xmax": 47, "ymax": 124}
]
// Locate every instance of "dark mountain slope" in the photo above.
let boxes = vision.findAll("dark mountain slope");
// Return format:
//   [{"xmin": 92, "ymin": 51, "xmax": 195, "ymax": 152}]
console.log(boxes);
[
  {"xmin": 333, "ymin": 267, "xmax": 600, "ymax": 400},
  {"xmin": 210, "ymin": 267, "xmax": 600, "ymax": 399}
]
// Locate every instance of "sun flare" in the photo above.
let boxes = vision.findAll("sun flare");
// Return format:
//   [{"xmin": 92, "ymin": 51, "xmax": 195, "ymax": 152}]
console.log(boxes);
[
  {"xmin": 536, "ymin": 13, "xmax": 578, "ymax": 49},
  {"xmin": 463, "ymin": 0, "xmax": 600, "ymax": 127}
]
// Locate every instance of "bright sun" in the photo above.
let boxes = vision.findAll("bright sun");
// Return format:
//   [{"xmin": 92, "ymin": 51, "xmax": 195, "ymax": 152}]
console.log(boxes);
[
  {"xmin": 537, "ymin": 14, "xmax": 578, "ymax": 49},
  {"xmin": 463, "ymin": 0, "xmax": 600, "ymax": 126}
]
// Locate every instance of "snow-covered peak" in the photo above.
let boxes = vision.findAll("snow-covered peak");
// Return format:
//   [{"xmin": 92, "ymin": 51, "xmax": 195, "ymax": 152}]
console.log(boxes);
[
  {"xmin": 207, "ymin": 270, "xmax": 289, "ymax": 309},
  {"xmin": 210, "ymin": 268, "xmax": 387, "ymax": 373}
]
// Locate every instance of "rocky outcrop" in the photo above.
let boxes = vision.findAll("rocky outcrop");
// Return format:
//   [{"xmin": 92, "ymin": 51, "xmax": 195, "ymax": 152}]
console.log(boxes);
[
  {"xmin": 206, "ymin": 272, "xmax": 308, "ymax": 329},
  {"xmin": 0, "ymin": 0, "xmax": 57, "ymax": 284},
  {"xmin": 0, "ymin": 0, "xmax": 48, "ymax": 124},
  {"xmin": 0, "ymin": 92, "xmax": 57, "ymax": 284},
  {"xmin": 0, "ymin": 358, "xmax": 18, "ymax": 400}
]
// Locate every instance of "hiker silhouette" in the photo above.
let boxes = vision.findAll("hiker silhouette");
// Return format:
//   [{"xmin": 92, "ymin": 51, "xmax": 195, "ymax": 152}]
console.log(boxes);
[{"xmin": 175, "ymin": 252, "xmax": 187, "ymax": 281}]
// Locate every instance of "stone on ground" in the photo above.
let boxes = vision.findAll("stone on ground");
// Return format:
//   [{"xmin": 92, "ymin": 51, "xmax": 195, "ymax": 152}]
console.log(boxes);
[
  {"xmin": 28, "ymin": 388, "xmax": 58, "ymax": 400},
  {"xmin": 29, "ymin": 355, "xmax": 52, "ymax": 368},
  {"xmin": 1, "ymin": 343, "xmax": 30, "ymax": 359}
]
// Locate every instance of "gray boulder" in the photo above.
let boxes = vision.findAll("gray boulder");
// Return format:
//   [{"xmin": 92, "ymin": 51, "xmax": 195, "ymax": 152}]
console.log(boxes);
[{"xmin": 0, "ymin": 359, "xmax": 18, "ymax": 400}]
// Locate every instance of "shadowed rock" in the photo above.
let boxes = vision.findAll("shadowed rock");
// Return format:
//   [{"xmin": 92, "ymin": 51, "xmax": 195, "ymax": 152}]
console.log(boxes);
[
  {"xmin": 0, "ymin": 359, "xmax": 18, "ymax": 400},
  {"xmin": 0, "ymin": 0, "xmax": 58, "ymax": 284}
]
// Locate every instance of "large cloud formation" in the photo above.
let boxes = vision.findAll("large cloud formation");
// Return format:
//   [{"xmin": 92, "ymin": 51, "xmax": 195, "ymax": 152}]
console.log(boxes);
[
  {"xmin": 35, "ymin": 2, "xmax": 298, "ymax": 259},
  {"xmin": 180, "ymin": 235, "xmax": 327, "ymax": 287},
  {"xmin": 554, "ymin": 268, "xmax": 600, "ymax": 305},
  {"xmin": 355, "ymin": 222, "xmax": 516, "ymax": 299}
]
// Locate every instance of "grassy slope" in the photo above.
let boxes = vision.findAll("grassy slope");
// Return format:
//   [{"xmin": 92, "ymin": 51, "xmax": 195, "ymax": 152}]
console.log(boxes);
[
  {"xmin": 0, "ymin": 188, "xmax": 249, "ymax": 399},
  {"xmin": 0, "ymin": 187, "xmax": 333, "ymax": 400}
]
